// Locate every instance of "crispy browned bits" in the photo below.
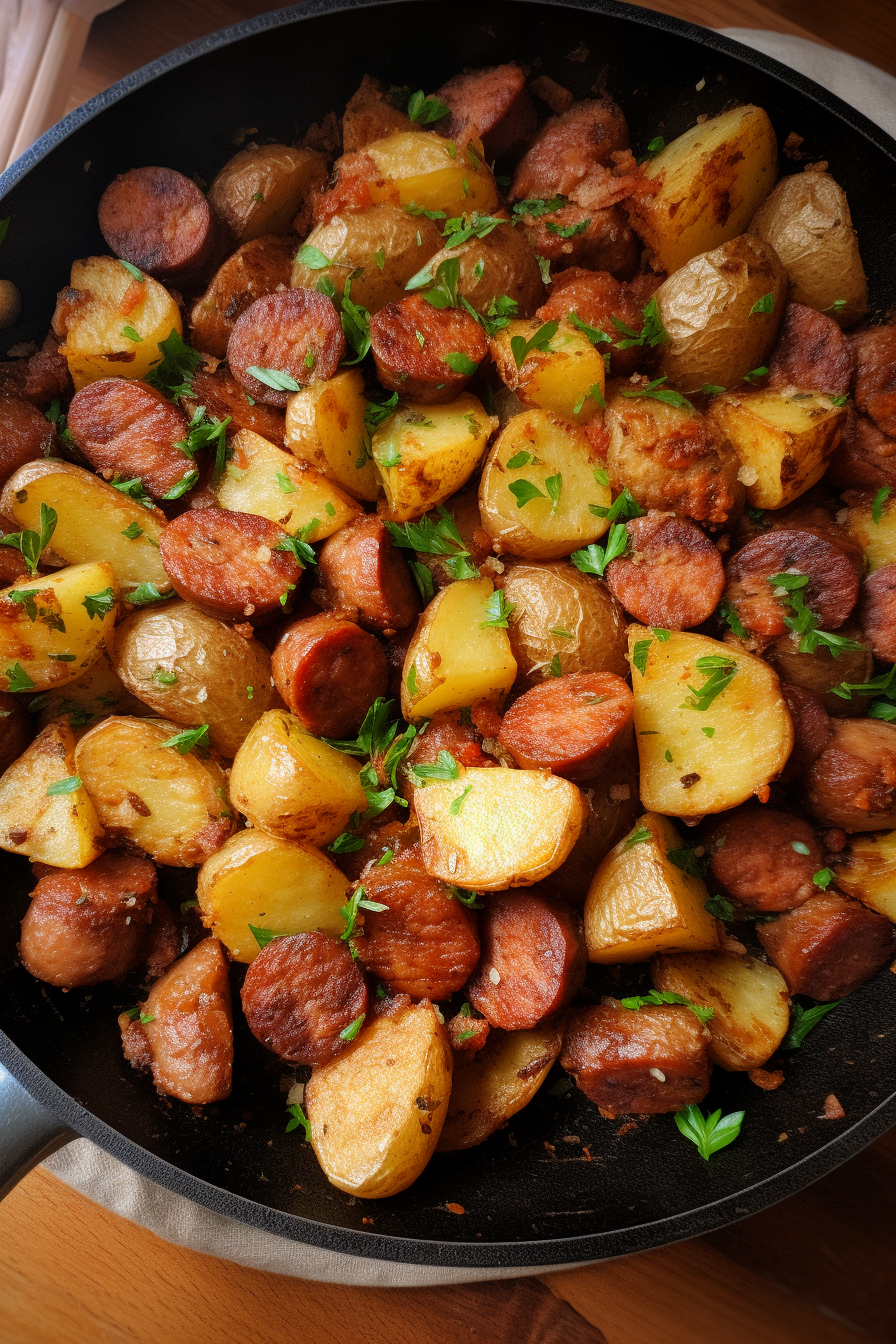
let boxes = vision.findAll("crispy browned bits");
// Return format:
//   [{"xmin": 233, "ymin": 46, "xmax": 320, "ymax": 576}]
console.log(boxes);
[{"xmin": 227, "ymin": 289, "xmax": 345, "ymax": 407}]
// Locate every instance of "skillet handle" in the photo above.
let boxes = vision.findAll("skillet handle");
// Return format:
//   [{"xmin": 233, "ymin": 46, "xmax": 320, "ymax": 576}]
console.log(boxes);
[{"xmin": 0, "ymin": 1062, "xmax": 75, "ymax": 1199}]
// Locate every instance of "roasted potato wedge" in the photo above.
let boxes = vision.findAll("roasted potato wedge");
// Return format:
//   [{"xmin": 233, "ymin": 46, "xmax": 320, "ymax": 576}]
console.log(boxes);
[
  {"xmin": 373, "ymin": 395, "xmax": 495, "ymax": 522},
  {"xmin": 629, "ymin": 625, "xmax": 793, "ymax": 817},
  {"xmin": 437, "ymin": 1022, "xmax": 563, "ymax": 1151},
  {"xmin": 196, "ymin": 829, "xmax": 350, "ymax": 961},
  {"xmin": 653, "ymin": 952, "xmax": 790, "ymax": 1070},
  {"xmin": 53, "ymin": 255, "xmax": 183, "ymax": 391},
  {"xmin": 479, "ymin": 410, "xmax": 611, "ymax": 559},
  {"xmin": 75, "ymin": 715, "xmax": 235, "ymax": 866},
  {"xmin": 655, "ymin": 234, "xmax": 786, "ymax": 393},
  {"xmin": 750, "ymin": 170, "xmax": 868, "ymax": 326},
  {"xmin": 305, "ymin": 998, "xmax": 452, "ymax": 1198},
  {"xmin": 584, "ymin": 812, "xmax": 721, "ymax": 962},
  {"xmin": 0, "ymin": 716, "xmax": 105, "ymax": 866},
  {"xmin": 208, "ymin": 144, "xmax": 328, "ymax": 242},
  {"xmin": 366, "ymin": 130, "xmax": 499, "ymax": 217},
  {"xmin": 0, "ymin": 561, "xmax": 118, "ymax": 692},
  {"xmin": 34, "ymin": 649, "xmax": 148, "ymax": 730},
  {"xmin": 188, "ymin": 235, "xmax": 295, "ymax": 358},
  {"xmin": 628, "ymin": 104, "xmax": 778, "ymax": 273},
  {"xmin": 401, "ymin": 576, "xmax": 516, "ymax": 720},
  {"xmin": 216, "ymin": 429, "xmax": 362, "ymax": 539},
  {"xmin": 422, "ymin": 222, "xmax": 545, "ymax": 318},
  {"xmin": 290, "ymin": 204, "xmax": 443, "ymax": 311},
  {"xmin": 111, "ymin": 601, "xmax": 272, "ymax": 758},
  {"xmin": 843, "ymin": 491, "xmax": 896, "ymax": 572},
  {"xmin": 707, "ymin": 388, "xmax": 846, "ymax": 510},
  {"xmin": 501, "ymin": 560, "xmax": 629, "ymax": 684},
  {"xmin": 229, "ymin": 708, "xmax": 367, "ymax": 846},
  {"xmin": 284, "ymin": 370, "xmax": 381, "ymax": 502},
  {"xmin": 835, "ymin": 830, "xmax": 896, "ymax": 923},
  {"xmin": 490, "ymin": 320, "xmax": 607, "ymax": 425},
  {"xmin": 414, "ymin": 765, "xmax": 585, "ymax": 890}
]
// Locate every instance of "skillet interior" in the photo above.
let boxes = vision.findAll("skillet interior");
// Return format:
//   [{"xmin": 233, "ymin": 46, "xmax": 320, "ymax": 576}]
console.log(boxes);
[{"xmin": 1, "ymin": 0, "xmax": 896, "ymax": 1267}]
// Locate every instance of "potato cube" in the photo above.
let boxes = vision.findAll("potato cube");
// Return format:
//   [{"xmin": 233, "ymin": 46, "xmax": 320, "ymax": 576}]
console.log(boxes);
[
  {"xmin": 835, "ymin": 830, "xmax": 896, "ymax": 923},
  {"xmin": 216, "ymin": 429, "xmax": 362, "ymax": 539},
  {"xmin": 208, "ymin": 143, "xmax": 327, "ymax": 243},
  {"xmin": 285, "ymin": 370, "xmax": 381, "ymax": 502},
  {"xmin": 0, "ymin": 561, "xmax": 118, "ymax": 692},
  {"xmin": 372, "ymin": 395, "xmax": 495, "ymax": 523},
  {"xmin": 490, "ymin": 319, "xmax": 607, "ymax": 425},
  {"xmin": 0, "ymin": 717, "xmax": 105, "ymax": 866},
  {"xmin": 652, "ymin": 951, "xmax": 790, "ymax": 1070},
  {"xmin": 437, "ymin": 1022, "xmax": 562, "ymax": 1151},
  {"xmin": 401, "ymin": 577, "xmax": 516, "ymax": 720},
  {"xmin": 366, "ymin": 131, "xmax": 499, "ymax": 217},
  {"xmin": 844, "ymin": 491, "xmax": 896, "ymax": 572}
]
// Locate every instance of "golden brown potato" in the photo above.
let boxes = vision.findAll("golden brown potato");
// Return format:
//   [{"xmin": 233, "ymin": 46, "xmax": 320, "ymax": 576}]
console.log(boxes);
[
  {"xmin": 843, "ymin": 491, "xmax": 896, "ymax": 572},
  {"xmin": 421, "ymin": 222, "xmax": 545, "ymax": 318},
  {"xmin": 627, "ymin": 104, "xmax": 778, "ymax": 273},
  {"xmin": 834, "ymin": 830, "xmax": 896, "ymax": 923},
  {"xmin": 0, "ymin": 688, "xmax": 32, "ymax": 771},
  {"xmin": 437, "ymin": 1022, "xmax": 562, "ymax": 1151},
  {"xmin": 290, "ymin": 204, "xmax": 443, "ymax": 312},
  {"xmin": 208, "ymin": 144, "xmax": 328, "ymax": 242},
  {"xmin": 229, "ymin": 708, "xmax": 366, "ymax": 846},
  {"xmin": 479, "ymin": 410, "xmax": 611, "ymax": 559},
  {"xmin": 284, "ymin": 370, "xmax": 381, "ymax": 502},
  {"xmin": 750, "ymin": 170, "xmax": 868, "ymax": 327},
  {"xmin": 0, "ymin": 562, "xmax": 118, "ymax": 693},
  {"xmin": 196, "ymin": 829, "xmax": 350, "ymax": 961},
  {"xmin": 75, "ymin": 715, "xmax": 235, "ymax": 866},
  {"xmin": 655, "ymin": 234, "xmax": 787, "ymax": 393},
  {"xmin": 501, "ymin": 560, "xmax": 629, "ymax": 685},
  {"xmin": 0, "ymin": 716, "xmax": 105, "ymax": 866},
  {"xmin": 490, "ymin": 320, "xmax": 607, "ymax": 426},
  {"xmin": 652, "ymin": 951, "xmax": 790, "ymax": 1070},
  {"xmin": 365, "ymin": 130, "xmax": 499, "ymax": 217},
  {"xmin": 215, "ymin": 429, "xmax": 362, "ymax": 539},
  {"xmin": 401, "ymin": 577, "xmax": 516, "ymax": 720},
  {"xmin": 305, "ymin": 998, "xmax": 452, "ymax": 1198},
  {"xmin": 188, "ymin": 235, "xmax": 295, "ymax": 358},
  {"xmin": 34, "ymin": 650, "xmax": 148, "ymax": 730},
  {"xmin": 629, "ymin": 625, "xmax": 793, "ymax": 817},
  {"xmin": 373, "ymin": 395, "xmax": 495, "ymax": 523},
  {"xmin": 111, "ymin": 601, "xmax": 272, "ymax": 758},
  {"xmin": 584, "ymin": 812, "xmax": 721, "ymax": 962}
]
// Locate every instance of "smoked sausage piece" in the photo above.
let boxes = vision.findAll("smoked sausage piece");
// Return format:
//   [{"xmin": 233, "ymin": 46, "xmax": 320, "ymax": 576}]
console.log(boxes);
[
  {"xmin": 767, "ymin": 302, "xmax": 854, "ymax": 397},
  {"xmin": 779, "ymin": 685, "xmax": 833, "ymax": 781},
  {"xmin": 227, "ymin": 289, "xmax": 345, "ymax": 408},
  {"xmin": 702, "ymin": 802, "xmax": 825, "ymax": 912},
  {"xmin": 188, "ymin": 235, "xmax": 295, "ymax": 359},
  {"xmin": 605, "ymin": 513, "xmax": 725, "ymax": 628},
  {"xmin": 518, "ymin": 204, "xmax": 639, "ymax": 279},
  {"xmin": 332, "ymin": 817, "xmax": 420, "ymax": 884},
  {"xmin": 368, "ymin": 294, "xmax": 488, "ymax": 403},
  {"xmin": 537, "ymin": 268, "xmax": 645, "ymax": 376},
  {"xmin": 240, "ymin": 931, "xmax": 368, "ymax": 1065},
  {"xmin": 435, "ymin": 64, "xmax": 537, "ymax": 161},
  {"xmin": 0, "ymin": 689, "xmax": 31, "ymax": 772},
  {"xmin": 758, "ymin": 892, "xmax": 896, "ymax": 1000},
  {"xmin": 119, "ymin": 937, "xmax": 233, "ymax": 1104},
  {"xmin": 354, "ymin": 846, "xmax": 480, "ymax": 999},
  {"xmin": 851, "ymin": 326, "xmax": 896, "ymax": 438},
  {"xmin": 801, "ymin": 718, "xmax": 896, "ymax": 831},
  {"xmin": 510, "ymin": 99, "xmax": 630, "ymax": 204},
  {"xmin": 724, "ymin": 528, "xmax": 862, "ymax": 637},
  {"xmin": 182, "ymin": 366, "xmax": 287, "ymax": 448},
  {"xmin": 560, "ymin": 1003, "xmax": 711, "ymax": 1116},
  {"xmin": 316, "ymin": 514, "xmax": 420, "ymax": 634},
  {"xmin": 0, "ymin": 511, "xmax": 31, "ymax": 584},
  {"xmin": 403, "ymin": 710, "xmax": 498, "ymax": 787},
  {"xmin": 767, "ymin": 625, "xmax": 872, "ymax": 717},
  {"xmin": 497, "ymin": 671, "xmax": 633, "ymax": 780},
  {"xmin": 467, "ymin": 889, "xmax": 586, "ymax": 1030},
  {"xmin": 0, "ymin": 332, "xmax": 72, "ymax": 409},
  {"xmin": 98, "ymin": 166, "xmax": 231, "ymax": 289},
  {"xmin": 20, "ymin": 852, "xmax": 159, "ymax": 988},
  {"xmin": 271, "ymin": 613, "xmax": 388, "ymax": 738},
  {"xmin": 827, "ymin": 408, "xmax": 896, "ymax": 492},
  {"xmin": 0, "ymin": 393, "xmax": 55, "ymax": 485},
  {"xmin": 159, "ymin": 506, "xmax": 302, "ymax": 622},
  {"xmin": 342, "ymin": 75, "xmax": 414, "ymax": 153},
  {"xmin": 67, "ymin": 378, "xmax": 193, "ymax": 498},
  {"xmin": 858, "ymin": 565, "xmax": 896, "ymax": 663}
]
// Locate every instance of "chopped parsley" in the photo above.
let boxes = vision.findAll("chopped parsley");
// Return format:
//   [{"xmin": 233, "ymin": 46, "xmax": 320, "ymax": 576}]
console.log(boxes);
[
  {"xmin": 407, "ymin": 90, "xmax": 450, "ymax": 124},
  {"xmin": 570, "ymin": 523, "xmax": 629, "ymax": 577},
  {"xmin": 623, "ymin": 825, "xmax": 652, "ymax": 849},
  {"xmin": 0, "ymin": 502, "xmax": 57, "ymax": 576},
  {"xmin": 590, "ymin": 487, "xmax": 645, "ymax": 523},
  {"xmin": 449, "ymin": 785, "xmax": 473, "ymax": 815},
  {"xmin": 480, "ymin": 589, "xmax": 516, "ymax": 628},
  {"xmin": 385, "ymin": 507, "xmax": 478, "ymax": 580},
  {"xmin": 82, "ymin": 588, "xmax": 117, "ymax": 620},
  {"xmin": 145, "ymin": 329, "xmax": 203, "ymax": 400},
  {"xmin": 285, "ymin": 1103, "xmax": 311, "ymax": 1139},
  {"xmin": 406, "ymin": 749, "xmax": 459, "ymax": 787},
  {"xmin": 510, "ymin": 320, "xmax": 559, "ymax": 369},
  {"xmin": 4, "ymin": 662, "xmax": 34, "ymax": 692},
  {"xmin": 783, "ymin": 999, "xmax": 839, "ymax": 1049},
  {"xmin": 750, "ymin": 292, "xmax": 775, "ymax": 315},
  {"xmin": 46, "ymin": 776, "xmax": 81, "ymax": 796},
  {"xmin": 620, "ymin": 989, "xmax": 713, "ymax": 1024},
  {"xmin": 295, "ymin": 244, "xmax": 332, "ymax": 270},
  {"xmin": 160, "ymin": 723, "xmax": 210, "ymax": 756},
  {"xmin": 126, "ymin": 582, "xmax": 174, "ymax": 606},
  {"xmin": 675, "ymin": 1104, "xmax": 744, "ymax": 1160},
  {"xmin": 681, "ymin": 654, "xmax": 737, "ymax": 711},
  {"xmin": 620, "ymin": 375, "xmax": 692, "ymax": 410},
  {"xmin": 444, "ymin": 350, "xmax": 478, "ymax": 375},
  {"xmin": 767, "ymin": 572, "xmax": 866, "ymax": 657},
  {"xmin": 246, "ymin": 366, "xmax": 303, "ymax": 393},
  {"xmin": 872, "ymin": 487, "xmax": 892, "ymax": 525}
]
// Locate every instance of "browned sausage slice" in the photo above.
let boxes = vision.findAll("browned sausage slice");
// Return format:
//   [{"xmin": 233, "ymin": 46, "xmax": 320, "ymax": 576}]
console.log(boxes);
[
  {"xmin": 98, "ymin": 167, "xmax": 231, "ymax": 289},
  {"xmin": 0, "ymin": 332, "xmax": 72, "ymax": 409},
  {"xmin": 767, "ymin": 625, "xmax": 872, "ymax": 717},
  {"xmin": 354, "ymin": 846, "xmax": 480, "ymax": 999},
  {"xmin": 159, "ymin": 506, "xmax": 302, "ymax": 621},
  {"xmin": 403, "ymin": 710, "xmax": 498, "ymax": 784},
  {"xmin": 827, "ymin": 408, "xmax": 896, "ymax": 491},
  {"xmin": 605, "ymin": 513, "xmax": 724, "ymax": 628},
  {"xmin": 758, "ymin": 891, "xmax": 896, "ymax": 999},
  {"xmin": 560, "ymin": 1003, "xmax": 711, "ymax": 1116},
  {"xmin": 188, "ymin": 235, "xmax": 295, "ymax": 360},
  {"xmin": 779, "ymin": 684, "xmax": 833, "ymax": 781},
  {"xmin": 724, "ymin": 528, "xmax": 862, "ymax": 637},
  {"xmin": 20, "ymin": 852, "xmax": 158, "ymax": 988},
  {"xmin": 67, "ymin": 378, "xmax": 194, "ymax": 498},
  {"xmin": 368, "ymin": 294, "xmax": 488, "ymax": 403},
  {"xmin": 851, "ymin": 325, "xmax": 896, "ymax": 437},
  {"xmin": 858, "ymin": 565, "xmax": 896, "ymax": 663},
  {"xmin": 119, "ymin": 937, "xmax": 233, "ymax": 1103},
  {"xmin": 702, "ymin": 802, "xmax": 825, "ymax": 912},
  {"xmin": 801, "ymin": 719, "xmax": 896, "ymax": 831},
  {"xmin": 316, "ymin": 514, "xmax": 420, "ymax": 634},
  {"xmin": 271, "ymin": 612, "xmax": 388, "ymax": 738},
  {"xmin": 537, "ymin": 268, "xmax": 644, "ymax": 376},
  {"xmin": 0, "ymin": 393, "xmax": 55, "ymax": 486},
  {"xmin": 766, "ymin": 302, "xmax": 854, "ymax": 397},
  {"xmin": 227, "ymin": 290, "xmax": 345, "ymax": 408},
  {"xmin": 519, "ymin": 204, "xmax": 639, "ymax": 280},
  {"xmin": 466, "ymin": 890, "xmax": 586, "ymax": 1030},
  {"xmin": 181, "ymin": 365, "xmax": 287, "ymax": 448},
  {"xmin": 240, "ymin": 931, "xmax": 369, "ymax": 1065},
  {"xmin": 497, "ymin": 671, "xmax": 633, "ymax": 780},
  {"xmin": 435, "ymin": 64, "xmax": 537, "ymax": 160}
]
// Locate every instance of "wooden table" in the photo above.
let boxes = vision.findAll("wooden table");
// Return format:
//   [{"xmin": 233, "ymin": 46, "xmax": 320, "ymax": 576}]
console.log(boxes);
[{"xmin": 4, "ymin": 3, "xmax": 896, "ymax": 1341}]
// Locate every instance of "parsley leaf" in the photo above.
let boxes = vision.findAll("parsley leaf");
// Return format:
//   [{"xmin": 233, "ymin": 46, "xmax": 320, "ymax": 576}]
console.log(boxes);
[
  {"xmin": 872, "ymin": 486, "xmax": 892, "ymax": 525},
  {"xmin": 364, "ymin": 392, "xmax": 399, "ymax": 432},
  {"xmin": 340, "ymin": 275, "xmax": 371, "ymax": 363},
  {"xmin": 675, "ymin": 1104, "xmax": 744, "ymax": 1160},
  {"xmin": 322, "ymin": 696, "xmax": 399, "ymax": 759},
  {"xmin": 480, "ymin": 589, "xmax": 516, "ymax": 628},
  {"xmin": 118, "ymin": 259, "xmax": 143, "ymax": 282},
  {"xmin": 590, "ymin": 487, "xmax": 645, "ymax": 522},
  {"xmin": 160, "ymin": 723, "xmax": 209, "ymax": 756},
  {"xmin": 510, "ymin": 320, "xmax": 559, "ymax": 369},
  {"xmin": 509, "ymin": 478, "xmax": 546, "ymax": 508},
  {"xmin": 145, "ymin": 330, "xmax": 202, "ymax": 400},
  {"xmin": 612, "ymin": 297, "xmax": 668, "ymax": 350},
  {"xmin": 406, "ymin": 749, "xmax": 459, "ymax": 787},
  {"xmin": 783, "ymin": 999, "xmax": 839, "ymax": 1049},
  {"xmin": 246, "ymin": 366, "xmax": 303, "ymax": 393},
  {"xmin": 623, "ymin": 825, "xmax": 652, "ymax": 849},
  {"xmin": 407, "ymin": 90, "xmax": 450, "ymax": 124},
  {"xmin": 442, "ymin": 211, "xmax": 504, "ymax": 248},
  {"xmin": 460, "ymin": 292, "xmax": 519, "ymax": 339},
  {"xmin": 340, "ymin": 885, "xmax": 389, "ymax": 943},
  {"xmin": 449, "ymin": 785, "xmax": 473, "ymax": 815},
  {"xmin": 570, "ymin": 523, "xmax": 629, "ymax": 577},
  {"xmin": 249, "ymin": 925, "xmax": 287, "ymax": 950},
  {"xmin": 126, "ymin": 582, "xmax": 174, "ymax": 607},
  {"xmin": 546, "ymin": 217, "xmax": 590, "ymax": 238},
  {"xmin": 620, "ymin": 989, "xmax": 714, "ymax": 1024},
  {"xmin": 511, "ymin": 195, "xmax": 568, "ymax": 220},
  {"xmin": 82, "ymin": 587, "xmax": 117, "ymax": 620},
  {"xmin": 813, "ymin": 867, "xmax": 835, "ymax": 889},
  {"xmin": 339, "ymin": 1013, "xmax": 366, "ymax": 1041},
  {"xmin": 719, "ymin": 600, "xmax": 746, "ymax": 639},
  {"xmin": 567, "ymin": 312, "xmax": 613, "ymax": 346},
  {"xmin": 4, "ymin": 662, "xmax": 34, "ymax": 693},
  {"xmin": 295, "ymin": 244, "xmax": 332, "ymax": 270},
  {"xmin": 750, "ymin": 292, "xmax": 775, "ymax": 315},
  {"xmin": 0, "ymin": 502, "xmax": 57, "ymax": 576},
  {"xmin": 46, "ymin": 776, "xmax": 81, "ymax": 796},
  {"xmin": 409, "ymin": 559, "xmax": 435, "ymax": 601},
  {"xmin": 444, "ymin": 350, "xmax": 478, "ymax": 375},
  {"xmin": 620, "ymin": 375, "xmax": 692, "ymax": 410},
  {"xmin": 385, "ymin": 508, "xmax": 479, "ymax": 580},
  {"xmin": 767, "ymin": 571, "xmax": 866, "ymax": 657},
  {"xmin": 274, "ymin": 522, "xmax": 319, "ymax": 569},
  {"xmin": 285, "ymin": 1103, "xmax": 312, "ymax": 1138},
  {"xmin": 681, "ymin": 654, "xmax": 737, "ymax": 711},
  {"xmin": 704, "ymin": 894, "xmax": 736, "ymax": 920}
]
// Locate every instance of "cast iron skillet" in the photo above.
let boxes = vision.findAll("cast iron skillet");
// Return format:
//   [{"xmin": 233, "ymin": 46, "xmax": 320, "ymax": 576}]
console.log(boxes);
[{"xmin": 1, "ymin": 0, "xmax": 896, "ymax": 1271}]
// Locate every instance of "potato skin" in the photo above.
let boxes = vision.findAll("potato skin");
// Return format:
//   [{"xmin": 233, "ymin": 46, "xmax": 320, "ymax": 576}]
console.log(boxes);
[
  {"xmin": 208, "ymin": 144, "xmax": 328, "ymax": 242},
  {"xmin": 290, "ymin": 204, "xmax": 443, "ymax": 312},
  {"xmin": 501, "ymin": 560, "xmax": 629, "ymax": 685},
  {"xmin": 436, "ymin": 1022, "xmax": 562, "ymax": 1152},
  {"xmin": 421, "ymin": 223, "xmax": 545, "ymax": 318}
]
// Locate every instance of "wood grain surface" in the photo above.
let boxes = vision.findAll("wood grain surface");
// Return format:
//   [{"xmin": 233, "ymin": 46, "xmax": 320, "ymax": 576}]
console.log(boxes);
[{"xmin": 3, "ymin": 3, "xmax": 896, "ymax": 1341}]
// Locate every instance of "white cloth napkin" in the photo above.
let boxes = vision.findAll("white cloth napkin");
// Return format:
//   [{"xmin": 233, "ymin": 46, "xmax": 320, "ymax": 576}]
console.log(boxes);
[{"xmin": 40, "ymin": 30, "xmax": 896, "ymax": 1287}]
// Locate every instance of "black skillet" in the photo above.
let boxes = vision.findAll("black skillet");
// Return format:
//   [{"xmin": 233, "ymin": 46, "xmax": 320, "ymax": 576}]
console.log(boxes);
[{"xmin": 1, "ymin": 0, "xmax": 896, "ymax": 1272}]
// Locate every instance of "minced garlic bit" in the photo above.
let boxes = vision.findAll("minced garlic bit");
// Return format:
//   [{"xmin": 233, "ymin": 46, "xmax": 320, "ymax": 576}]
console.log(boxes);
[
  {"xmin": 648, "ymin": 1067, "xmax": 666, "ymax": 1082},
  {"xmin": 737, "ymin": 464, "xmax": 759, "ymax": 486},
  {"xmin": 287, "ymin": 1080, "xmax": 305, "ymax": 1107},
  {"xmin": 488, "ymin": 967, "xmax": 501, "ymax": 985}
]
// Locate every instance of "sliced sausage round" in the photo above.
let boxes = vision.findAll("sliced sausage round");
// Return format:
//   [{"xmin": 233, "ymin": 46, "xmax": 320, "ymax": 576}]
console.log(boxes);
[
  {"xmin": 271, "ymin": 612, "xmax": 388, "ymax": 738},
  {"xmin": 779, "ymin": 684, "xmax": 833, "ymax": 781},
  {"xmin": 767, "ymin": 625, "xmax": 872, "ymax": 717},
  {"xmin": 858, "ymin": 565, "xmax": 896, "ymax": 663},
  {"xmin": 724, "ymin": 528, "xmax": 862, "ymax": 637},
  {"xmin": 159, "ymin": 506, "xmax": 302, "ymax": 622},
  {"xmin": 758, "ymin": 891, "xmax": 896, "ymax": 1000},
  {"xmin": 403, "ymin": 709, "xmax": 498, "ymax": 785},
  {"xmin": 98, "ymin": 166, "xmax": 230, "ymax": 289},
  {"xmin": 354, "ymin": 846, "xmax": 480, "ymax": 999},
  {"xmin": 467, "ymin": 889, "xmax": 586, "ymax": 1030},
  {"xmin": 851, "ymin": 325, "xmax": 896, "ymax": 438},
  {"xmin": 368, "ymin": 294, "xmax": 488, "ymax": 403},
  {"xmin": 0, "ymin": 393, "xmax": 55, "ymax": 485},
  {"xmin": 702, "ymin": 802, "xmax": 825, "ymax": 912},
  {"xmin": 435, "ymin": 63, "xmax": 537, "ymax": 160},
  {"xmin": 497, "ymin": 671, "xmax": 633, "ymax": 780},
  {"xmin": 801, "ymin": 718, "xmax": 896, "ymax": 831},
  {"xmin": 182, "ymin": 366, "xmax": 287, "ymax": 447},
  {"xmin": 188, "ymin": 234, "xmax": 296, "ymax": 360},
  {"xmin": 240, "ymin": 930, "xmax": 369, "ymax": 1065},
  {"xmin": 767, "ymin": 302, "xmax": 854, "ymax": 397},
  {"xmin": 67, "ymin": 378, "xmax": 194, "ymax": 498},
  {"xmin": 316, "ymin": 513, "xmax": 420, "ymax": 634},
  {"xmin": 537, "ymin": 268, "xmax": 645, "ymax": 377},
  {"xmin": 605, "ymin": 513, "xmax": 724, "ymax": 628},
  {"xmin": 227, "ymin": 289, "xmax": 345, "ymax": 408}
]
